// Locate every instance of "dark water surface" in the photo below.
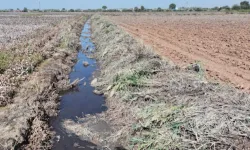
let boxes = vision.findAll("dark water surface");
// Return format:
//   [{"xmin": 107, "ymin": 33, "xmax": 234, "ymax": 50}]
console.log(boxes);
[{"xmin": 51, "ymin": 20, "xmax": 106, "ymax": 150}]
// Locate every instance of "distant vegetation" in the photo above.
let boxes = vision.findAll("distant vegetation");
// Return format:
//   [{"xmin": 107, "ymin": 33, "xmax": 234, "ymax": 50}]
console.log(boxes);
[
  {"xmin": 240, "ymin": 1, "xmax": 250, "ymax": 9},
  {"xmin": 102, "ymin": 6, "xmax": 107, "ymax": 10},
  {"xmin": 61, "ymin": 8, "xmax": 67, "ymax": 12},
  {"xmin": 23, "ymin": 7, "xmax": 28, "ymax": 12},
  {"xmin": 232, "ymin": 4, "xmax": 241, "ymax": 10},
  {"xmin": 0, "ymin": 1, "xmax": 249, "ymax": 13},
  {"xmin": 140, "ymin": 6, "xmax": 145, "ymax": 11},
  {"xmin": 169, "ymin": 3, "xmax": 177, "ymax": 10}
]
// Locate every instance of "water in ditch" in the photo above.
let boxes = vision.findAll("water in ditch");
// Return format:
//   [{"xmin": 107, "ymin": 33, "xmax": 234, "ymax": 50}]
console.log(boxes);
[{"xmin": 51, "ymin": 20, "xmax": 107, "ymax": 150}]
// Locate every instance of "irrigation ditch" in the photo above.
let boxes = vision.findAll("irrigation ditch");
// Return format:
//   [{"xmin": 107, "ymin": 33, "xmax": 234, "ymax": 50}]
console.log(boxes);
[
  {"xmin": 0, "ymin": 13, "xmax": 250, "ymax": 150},
  {"xmin": 51, "ymin": 20, "xmax": 108, "ymax": 150}
]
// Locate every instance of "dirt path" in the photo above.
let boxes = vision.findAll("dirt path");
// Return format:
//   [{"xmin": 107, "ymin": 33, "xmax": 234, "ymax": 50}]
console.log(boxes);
[{"xmin": 109, "ymin": 14, "xmax": 250, "ymax": 91}]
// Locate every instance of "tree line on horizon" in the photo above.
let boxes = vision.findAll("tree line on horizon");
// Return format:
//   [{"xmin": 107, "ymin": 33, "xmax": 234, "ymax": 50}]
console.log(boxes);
[{"xmin": 0, "ymin": 1, "xmax": 249, "ymax": 12}]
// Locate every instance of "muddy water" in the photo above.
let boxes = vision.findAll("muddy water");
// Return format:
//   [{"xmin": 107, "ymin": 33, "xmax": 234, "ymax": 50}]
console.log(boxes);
[{"xmin": 51, "ymin": 20, "xmax": 106, "ymax": 150}]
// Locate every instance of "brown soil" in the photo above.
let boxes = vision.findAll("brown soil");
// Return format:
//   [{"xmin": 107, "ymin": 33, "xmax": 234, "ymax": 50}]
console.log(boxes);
[{"xmin": 109, "ymin": 14, "xmax": 250, "ymax": 91}]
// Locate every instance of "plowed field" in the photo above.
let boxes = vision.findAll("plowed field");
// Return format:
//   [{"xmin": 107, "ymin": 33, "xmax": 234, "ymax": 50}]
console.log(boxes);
[{"xmin": 109, "ymin": 14, "xmax": 250, "ymax": 91}]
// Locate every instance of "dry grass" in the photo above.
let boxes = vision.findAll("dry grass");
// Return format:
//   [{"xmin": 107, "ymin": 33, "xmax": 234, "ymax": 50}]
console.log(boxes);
[
  {"xmin": 90, "ymin": 15, "xmax": 250, "ymax": 149},
  {"xmin": 0, "ymin": 15, "xmax": 87, "ymax": 149},
  {"xmin": 63, "ymin": 115, "xmax": 112, "ymax": 145}
]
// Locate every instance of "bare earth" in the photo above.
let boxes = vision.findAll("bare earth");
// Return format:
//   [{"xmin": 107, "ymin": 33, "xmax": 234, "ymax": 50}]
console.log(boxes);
[
  {"xmin": 109, "ymin": 14, "xmax": 250, "ymax": 91},
  {"xmin": 0, "ymin": 14, "xmax": 73, "ymax": 47}
]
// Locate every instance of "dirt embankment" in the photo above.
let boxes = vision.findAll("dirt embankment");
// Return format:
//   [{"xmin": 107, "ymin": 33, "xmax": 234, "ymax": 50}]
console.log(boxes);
[
  {"xmin": 88, "ymin": 15, "xmax": 250, "ymax": 149},
  {"xmin": 108, "ymin": 14, "xmax": 250, "ymax": 91},
  {"xmin": 0, "ymin": 16, "xmax": 87, "ymax": 150}
]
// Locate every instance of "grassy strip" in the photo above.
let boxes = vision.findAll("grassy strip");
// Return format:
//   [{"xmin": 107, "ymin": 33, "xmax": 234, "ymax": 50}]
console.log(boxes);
[{"xmin": 91, "ymin": 15, "xmax": 250, "ymax": 149}]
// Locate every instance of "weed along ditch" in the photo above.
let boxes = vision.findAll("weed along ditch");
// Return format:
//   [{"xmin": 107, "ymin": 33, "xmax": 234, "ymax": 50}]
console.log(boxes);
[{"xmin": 51, "ymin": 20, "xmax": 107, "ymax": 150}]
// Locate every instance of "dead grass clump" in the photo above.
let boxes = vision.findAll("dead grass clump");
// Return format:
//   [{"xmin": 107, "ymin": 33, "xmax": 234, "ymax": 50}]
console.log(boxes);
[
  {"xmin": 63, "ymin": 115, "xmax": 112, "ymax": 146},
  {"xmin": 91, "ymin": 15, "xmax": 250, "ymax": 149}
]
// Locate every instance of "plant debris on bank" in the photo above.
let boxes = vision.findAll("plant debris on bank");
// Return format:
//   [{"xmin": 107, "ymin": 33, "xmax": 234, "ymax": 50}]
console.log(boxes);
[
  {"xmin": 0, "ymin": 15, "xmax": 87, "ymax": 149},
  {"xmin": 86, "ymin": 15, "xmax": 250, "ymax": 149}
]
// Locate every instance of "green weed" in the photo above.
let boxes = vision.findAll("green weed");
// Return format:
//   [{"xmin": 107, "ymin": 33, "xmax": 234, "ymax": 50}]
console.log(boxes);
[
  {"xmin": 0, "ymin": 52, "xmax": 12, "ymax": 74},
  {"xmin": 112, "ymin": 70, "xmax": 149, "ymax": 91},
  {"xmin": 105, "ymin": 29, "xmax": 110, "ymax": 34}
]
